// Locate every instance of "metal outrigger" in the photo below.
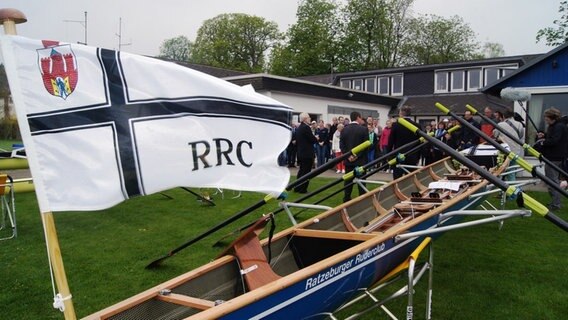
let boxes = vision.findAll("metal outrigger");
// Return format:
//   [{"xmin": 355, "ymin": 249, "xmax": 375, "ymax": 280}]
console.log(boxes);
[
  {"xmin": 0, "ymin": 174, "xmax": 16, "ymax": 241},
  {"xmin": 328, "ymin": 237, "xmax": 435, "ymax": 320}
]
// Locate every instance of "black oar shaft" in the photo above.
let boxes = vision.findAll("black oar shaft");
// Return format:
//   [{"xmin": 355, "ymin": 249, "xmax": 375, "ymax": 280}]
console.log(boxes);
[
  {"xmin": 399, "ymin": 117, "xmax": 568, "ymax": 233},
  {"xmin": 146, "ymin": 140, "xmax": 371, "ymax": 268},
  {"xmin": 436, "ymin": 102, "xmax": 568, "ymax": 200},
  {"xmin": 466, "ymin": 104, "xmax": 568, "ymax": 179}
]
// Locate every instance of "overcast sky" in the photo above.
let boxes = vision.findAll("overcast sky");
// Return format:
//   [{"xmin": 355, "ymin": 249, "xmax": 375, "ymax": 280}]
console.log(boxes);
[{"xmin": 0, "ymin": 0, "xmax": 560, "ymax": 60}]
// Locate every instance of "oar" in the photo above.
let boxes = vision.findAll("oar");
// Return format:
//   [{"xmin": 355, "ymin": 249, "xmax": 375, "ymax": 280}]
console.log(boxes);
[
  {"xmin": 210, "ymin": 130, "xmax": 449, "ymax": 246},
  {"xmin": 436, "ymin": 102, "xmax": 568, "ymax": 200},
  {"xmin": 145, "ymin": 140, "xmax": 371, "ymax": 268},
  {"xmin": 466, "ymin": 104, "xmax": 568, "ymax": 179},
  {"xmin": 400, "ymin": 118, "xmax": 567, "ymax": 232},
  {"xmin": 302, "ymin": 125, "xmax": 461, "ymax": 208},
  {"xmin": 211, "ymin": 124, "xmax": 462, "ymax": 247}
]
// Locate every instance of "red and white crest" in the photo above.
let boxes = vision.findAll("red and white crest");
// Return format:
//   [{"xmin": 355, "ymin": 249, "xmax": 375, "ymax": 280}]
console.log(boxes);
[{"xmin": 37, "ymin": 41, "xmax": 78, "ymax": 99}]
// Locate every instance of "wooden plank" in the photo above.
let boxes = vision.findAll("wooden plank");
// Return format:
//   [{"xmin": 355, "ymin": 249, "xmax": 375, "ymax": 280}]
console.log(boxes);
[
  {"xmin": 83, "ymin": 256, "xmax": 236, "ymax": 319},
  {"xmin": 156, "ymin": 293, "xmax": 215, "ymax": 310},
  {"xmin": 340, "ymin": 209, "xmax": 357, "ymax": 232},
  {"xmin": 294, "ymin": 229, "xmax": 376, "ymax": 241}
]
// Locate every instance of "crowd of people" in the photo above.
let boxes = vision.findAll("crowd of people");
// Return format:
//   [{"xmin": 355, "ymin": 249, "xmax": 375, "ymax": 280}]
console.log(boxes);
[{"xmin": 287, "ymin": 106, "xmax": 568, "ymax": 212}]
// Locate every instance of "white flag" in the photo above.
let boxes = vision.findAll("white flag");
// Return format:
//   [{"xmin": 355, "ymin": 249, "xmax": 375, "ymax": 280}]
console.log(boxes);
[{"xmin": 1, "ymin": 36, "xmax": 292, "ymax": 212}]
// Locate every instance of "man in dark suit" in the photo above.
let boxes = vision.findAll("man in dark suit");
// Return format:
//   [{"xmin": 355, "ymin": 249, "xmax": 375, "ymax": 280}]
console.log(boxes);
[
  {"xmin": 293, "ymin": 112, "xmax": 317, "ymax": 193},
  {"xmin": 340, "ymin": 111, "xmax": 368, "ymax": 202},
  {"xmin": 388, "ymin": 106, "xmax": 421, "ymax": 179},
  {"xmin": 286, "ymin": 123, "xmax": 297, "ymax": 167}
]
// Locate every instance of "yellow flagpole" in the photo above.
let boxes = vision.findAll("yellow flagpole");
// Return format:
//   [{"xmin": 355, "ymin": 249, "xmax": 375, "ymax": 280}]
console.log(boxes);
[
  {"xmin": 0, "ymin": 8, "xmax": 77, "ymax": 319},
  {"xmin": 42, "ymin": 212, "xmax": 77, "ymax": 319}
]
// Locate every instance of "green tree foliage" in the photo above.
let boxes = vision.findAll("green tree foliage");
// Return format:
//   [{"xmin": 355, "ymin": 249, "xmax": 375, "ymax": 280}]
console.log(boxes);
[
  {"xmin": 0, "ymin": 64, "xmax": 11, "ymax": 119},
  {"xmin": 270, "ymin": 0, "xmax": 340, "ymax": 77},
  {"xmin": 191, "ymin": 13, "xmax": 281, "ymax": 73},
  {"xmin": 339, "ymin": 0, "xmax": 414, "ymax": 70},
  {"xmin": 158, "ymin": 35, "xmax": 192, "ymax": 61},
  {"xmin": 401, "ymin": 14, "xmax": 480, "ymax": 65},
  {"xmin": 536, "ymin": 1, "xmax": 568, "ymax": 46},
  {"xmin": 481, "ymin": 42, "xmax": 506, "ymax": 58}
]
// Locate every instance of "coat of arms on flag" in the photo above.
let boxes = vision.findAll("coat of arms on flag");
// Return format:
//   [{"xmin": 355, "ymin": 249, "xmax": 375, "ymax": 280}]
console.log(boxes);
[
  {"xmin": 37, "ymin": 40, "xmax": 78, "ymax": 99},
  {"xmin": 2, "ymin": 35, "xmax": 292, "ymax": 212}
]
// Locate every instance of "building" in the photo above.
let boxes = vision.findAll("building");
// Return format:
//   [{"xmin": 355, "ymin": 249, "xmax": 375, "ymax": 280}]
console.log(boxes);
[
  {"xmin": 307, "ymin": 55, "xmax": 542, "ymax": 128},
  {"xmin": 482, "ymin": 42, "xmax": 568, "ymax": 145},
  {"xmin": 224, "ymin": 73, "xmax": 401, "ymax": 124}
]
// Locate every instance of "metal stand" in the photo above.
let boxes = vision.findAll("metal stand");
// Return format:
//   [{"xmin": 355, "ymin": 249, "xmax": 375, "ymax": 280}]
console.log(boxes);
[
  {"xmin": 0, "ymin": 175, "xmax": 16, "ymax": 241},
  {"xmin": 329, "ymin": 237, "xmax": 434, "ymax": 320}
]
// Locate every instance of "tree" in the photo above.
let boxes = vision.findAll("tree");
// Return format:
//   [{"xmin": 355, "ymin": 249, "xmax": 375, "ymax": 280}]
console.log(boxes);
[
  {"xmin": 192, "ymin": 13, "xmax": 281, "ymax": 73},
  {"xmin": 158, "ymin": 35, "xmax": 192, "ymax": 61},
  {"xmin": 0, "ymin": 65, "xmax": 11, "ymax": 119},
  {"xmin": 480, "ymin": 42, "xmax": 506, "ymax": 58},
  {"xmin": 270, "ymin": 0, "xmax": 341, "ymax": 77},
  {"xmin": 536, "ymin": 1, "xmax": 568, "ymax": 46},
  {"xmin": 338, "ymin": 0, "xmax": 414, "ymax": 70},
  {"xmin": 400, "ymin": 14, "xmax": 480, "ymax": 65}
]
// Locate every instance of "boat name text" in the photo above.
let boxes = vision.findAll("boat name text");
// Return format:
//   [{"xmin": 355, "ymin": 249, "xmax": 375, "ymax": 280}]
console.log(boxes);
[{"xmin": 305, "ymin": 243, "xmax": 386, "ymax": 290}]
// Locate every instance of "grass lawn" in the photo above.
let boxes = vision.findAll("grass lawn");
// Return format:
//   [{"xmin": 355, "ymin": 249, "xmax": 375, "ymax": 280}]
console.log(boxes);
[{"xmin": 1, "ymin": 177, "xmax": 567, "ymax": 319}]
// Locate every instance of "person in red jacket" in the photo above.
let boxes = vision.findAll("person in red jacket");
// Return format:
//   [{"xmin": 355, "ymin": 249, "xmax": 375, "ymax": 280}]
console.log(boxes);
[{"xmin": 479, "ymin": 106, "xmax": 495, "ymax": 143}]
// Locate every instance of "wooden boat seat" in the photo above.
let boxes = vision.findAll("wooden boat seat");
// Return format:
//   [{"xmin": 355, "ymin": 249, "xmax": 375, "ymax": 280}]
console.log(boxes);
[
  {"xmin": 393, "ymin": 202, "xmax": 436, "ymax": 213},
  {"xmin": 218, "ymin": 216, "xmax": 281, "ymax": 291}
]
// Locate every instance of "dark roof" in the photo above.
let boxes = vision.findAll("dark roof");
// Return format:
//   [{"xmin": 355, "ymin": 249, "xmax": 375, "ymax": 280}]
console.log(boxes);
[
  {"xmin": 155, "ymin": 57, "xmax": 249, "ymax": 78},
  {"xmin": 297, "ymin": 74, "xmax": 334, "ymax": 85},
  {"xmin": 397, "ymin": 93, "xmax": 512, "ymax": 116},
  {"xmin": 223, "ymin": 73, "xmax": 401, "ymax": 108},
  {"xmin": 332, "ymin": 54, "xmax": 542, "ymax": 84},
  {"xmin": 482, "ymin": 43, "xmax": 568, "ymax": 96}
]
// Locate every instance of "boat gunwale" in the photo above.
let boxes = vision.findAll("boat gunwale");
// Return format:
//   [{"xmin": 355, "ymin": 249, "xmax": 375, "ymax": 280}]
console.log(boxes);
[{"xmin": 84, "ymin": 157, "xmax": 508, "ymax": 320}]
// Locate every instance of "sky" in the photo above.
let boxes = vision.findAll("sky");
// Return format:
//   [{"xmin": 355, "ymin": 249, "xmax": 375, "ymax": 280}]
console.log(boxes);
[{"xmin": 0, "ymin": 0, "xmax": 560, "ymax": 61}]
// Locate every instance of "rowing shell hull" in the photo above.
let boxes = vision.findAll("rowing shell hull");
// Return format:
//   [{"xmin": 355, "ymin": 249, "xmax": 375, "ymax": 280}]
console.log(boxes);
[
  {"xmin": 86, "ymin": 158, "xmax": 502, "ymax": 320},
  {"xmin": 217, "ymin": 198, "xmax": 476, "ymax": 320}
]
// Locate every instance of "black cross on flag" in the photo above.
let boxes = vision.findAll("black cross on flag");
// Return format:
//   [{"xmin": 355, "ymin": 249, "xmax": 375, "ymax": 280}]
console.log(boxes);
[{"xmin": 2, "ymin": 36, "xmax": 292, "ymax": 212}]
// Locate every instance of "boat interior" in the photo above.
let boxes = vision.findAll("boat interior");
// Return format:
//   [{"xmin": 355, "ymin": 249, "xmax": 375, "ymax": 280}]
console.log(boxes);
[{"xmin": 94, "ymin": 159, "xmax": 485, "ymax": 320}]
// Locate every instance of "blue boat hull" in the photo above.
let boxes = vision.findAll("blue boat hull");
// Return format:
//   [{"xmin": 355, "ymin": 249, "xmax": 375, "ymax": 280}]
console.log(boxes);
[{"xmin": 220, "ymin": 196, "xmax": 479, "ymax": 320}]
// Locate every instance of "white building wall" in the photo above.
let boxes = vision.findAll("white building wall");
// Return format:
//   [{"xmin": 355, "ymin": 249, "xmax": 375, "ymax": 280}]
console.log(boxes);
[{"xmin": 263, "ymin": 91, "xmax": 393, "ymax": 126}]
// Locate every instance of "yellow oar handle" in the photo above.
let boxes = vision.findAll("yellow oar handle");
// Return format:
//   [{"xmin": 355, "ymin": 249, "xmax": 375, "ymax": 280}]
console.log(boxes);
[
  {"xmin": 507, "ymin": 186, "xmax": 547, "ymax": 216},
  {"xmin": 435, "ymin": 102, "xmax": 451, "ymax": 115},
  {"xmin": 523, "ymin": 144, "xmax": 543, "ymax": 158},
  {"xmin": 351, "ymin": 140, "xmax": 371, "ymax": 156},
  {"xmin": 342, "ymin": 171, "xmax": 354, "ymax": 181},
  {"xmin": 465, "ymin": 104, "xmax": 478, "ymax": 115},
  {"xmin": 398, "ymin": 118, "xmax": 419, "ymax": 133},
  {"xmin": 447, "ymin": 124, "xmax": 460, "ymax": 134}
]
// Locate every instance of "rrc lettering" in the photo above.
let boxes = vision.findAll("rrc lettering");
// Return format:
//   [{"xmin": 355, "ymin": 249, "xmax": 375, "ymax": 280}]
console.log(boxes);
[{"xmin": 188, "ymin": 138, "xmax": 253, "ymax": 171}]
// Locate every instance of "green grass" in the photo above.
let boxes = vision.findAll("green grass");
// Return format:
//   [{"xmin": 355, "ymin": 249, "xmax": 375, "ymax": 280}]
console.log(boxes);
[
  {"xmin": 0, "ymin": 139, "xmax": 22, "ymax": 151},
  {"xmin": 1, "ymin": 179, "xmax": 567, "ymax": 319}
]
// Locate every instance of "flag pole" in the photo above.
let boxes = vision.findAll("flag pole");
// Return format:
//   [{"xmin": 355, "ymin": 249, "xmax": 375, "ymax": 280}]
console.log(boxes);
[{"xmin": 0, "ymin": 8, "xmax": 77, "ymax": 319}]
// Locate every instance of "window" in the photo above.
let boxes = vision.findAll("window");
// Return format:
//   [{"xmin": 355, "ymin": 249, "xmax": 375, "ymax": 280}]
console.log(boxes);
[
  {"xmin": 378, "ymin": 77, "xmax": 389, "ymax": 95},
  {"xmin": 501, "ymin": 68, "xmax": 515, "ymax": 77},
  {"xmin": 468, "ymin": 69, "xmax": 481, "ymax": 90},
  {"xmin": 340, "ymin": 79, "xmax": 351, "ymax": 88},
  {"xmin": 451, "ymin": 70, "xmax": 464, "ymax": 92},
  {"xmin": 391, "ymin": 74, "xmax": 403, "ymax": 95},
  {"xmin": 435, "ymin": 71, "xmax": 449, "ymax": 92},
  {"xmin": 484, "ymin": 68, "xmax": 499, "ymax": 86},
  {"xmin": 353, "ymin": 79, "xmax": 363, "ymax": 90},
  {"xmin": 365, "ymin": 78, "xmax": 376, "ymax": 93}
]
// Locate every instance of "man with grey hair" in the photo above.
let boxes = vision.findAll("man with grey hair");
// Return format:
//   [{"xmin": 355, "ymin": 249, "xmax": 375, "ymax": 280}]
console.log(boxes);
[{"xmin": 293, "ymin": 112, "xmax": 318, "ymax": 193}]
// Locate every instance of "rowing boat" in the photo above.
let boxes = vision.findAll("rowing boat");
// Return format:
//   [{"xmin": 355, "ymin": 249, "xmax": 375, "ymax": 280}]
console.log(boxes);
[{"xmin": 85, "ymin": 156, "xmax": 509, "ymax": 320}]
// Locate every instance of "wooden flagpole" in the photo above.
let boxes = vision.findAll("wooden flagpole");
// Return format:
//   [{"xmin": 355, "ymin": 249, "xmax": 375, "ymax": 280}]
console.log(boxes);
[{"xmin": 0, "ymin": 8, "xmax": 77, "ymax": 319}]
